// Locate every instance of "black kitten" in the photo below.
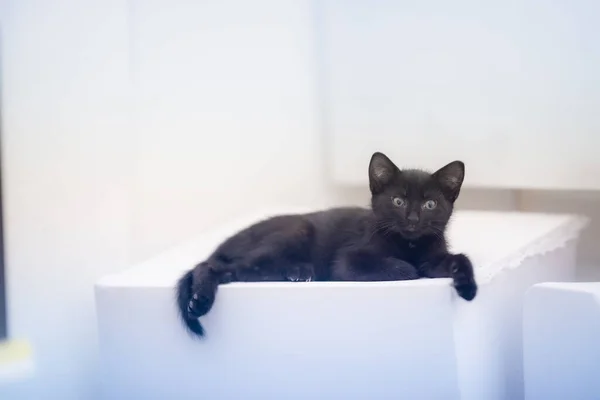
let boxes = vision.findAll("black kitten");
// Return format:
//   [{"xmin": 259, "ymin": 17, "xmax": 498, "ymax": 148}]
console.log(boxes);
[{"xmin": 176, "ymin": 152, "xmax": 477, "ymax": 337}]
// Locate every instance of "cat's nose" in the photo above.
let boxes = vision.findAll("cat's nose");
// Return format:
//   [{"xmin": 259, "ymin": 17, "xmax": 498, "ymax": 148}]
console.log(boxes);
[{"xmin": 407, "ymin": 211, "xmax": 419, "ymax": 223}]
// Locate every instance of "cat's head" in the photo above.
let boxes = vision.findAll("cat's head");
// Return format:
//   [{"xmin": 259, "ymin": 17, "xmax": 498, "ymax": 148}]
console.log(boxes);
[{"xmin": 368, "ymin": 152, "xmax": 464, "ymax": 240}]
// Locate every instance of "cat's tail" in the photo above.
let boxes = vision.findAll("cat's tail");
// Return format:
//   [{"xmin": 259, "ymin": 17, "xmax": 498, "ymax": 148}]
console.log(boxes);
[{"xmin": 176, "ymin": 262, "xmax": 218, "ymax": 338}]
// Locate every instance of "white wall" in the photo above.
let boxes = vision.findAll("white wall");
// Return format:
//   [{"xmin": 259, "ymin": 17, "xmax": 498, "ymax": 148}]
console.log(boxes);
[
  {"xmin": 1, "ymin": 1, "xmax": 131, "ymax": 398},
  {"xmin": 1, "ymin": 1, "xmax": 600, "ymax": 399},
  {"xmin": 1, "ymin": 0, "xmax": 339, "ymax": 398},
  {"xmin": 128, "ymin": 0, "xmax": 337, "ymax": 262},
  {"xmin": 321, "ymin": 0, "xmax": 600, "ymax": 191}
]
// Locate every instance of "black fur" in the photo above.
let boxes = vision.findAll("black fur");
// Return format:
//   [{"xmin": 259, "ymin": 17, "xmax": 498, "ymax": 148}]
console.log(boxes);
[
  {"xmin": 176, "ymin": 269, "xmax": 205, "ymax": 336},
  {"xmin": 176, "ymin": 152, "xmax": 477, "ymax": 337}
]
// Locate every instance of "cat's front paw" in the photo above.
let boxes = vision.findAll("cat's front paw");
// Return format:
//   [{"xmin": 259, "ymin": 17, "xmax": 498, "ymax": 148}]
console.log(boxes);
[
  {"xmin": 448, "ymin": 254, "xmax": 477, "ymax": 301},
  {"xmin": 285, "ymin": 263, "xmax": 315, "ymax": 282}
]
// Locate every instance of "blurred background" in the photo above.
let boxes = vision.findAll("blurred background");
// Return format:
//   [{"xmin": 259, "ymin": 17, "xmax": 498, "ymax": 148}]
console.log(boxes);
[{"xmin": 1, "ymin": 0, "xmax": 600, "ymax": 398}]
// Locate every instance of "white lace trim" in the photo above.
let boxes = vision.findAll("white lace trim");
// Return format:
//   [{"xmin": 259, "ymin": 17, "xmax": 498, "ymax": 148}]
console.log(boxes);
[{"xmin": 476, "ymin": 215, "xmax": 590, "ymax": 284}]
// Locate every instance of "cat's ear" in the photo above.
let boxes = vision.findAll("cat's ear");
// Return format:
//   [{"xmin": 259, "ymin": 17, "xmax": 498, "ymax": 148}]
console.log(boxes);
[
  {"xmin": 433, "ymin": 161, "xmax": 465, "ymax": 202},
  {"xmin": 369, "ymin": 152, "xmax": 399, "ymax": 194}
]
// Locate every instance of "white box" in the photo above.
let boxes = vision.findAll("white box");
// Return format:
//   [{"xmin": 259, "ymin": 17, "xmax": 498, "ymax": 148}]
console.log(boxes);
[
  {"xmin": 524, "ymin": 282, "xmax": 600, "ymax": 400},
  {"xmin": 95, "ymin": 210, "xmax": 587, "ymax": 400}
]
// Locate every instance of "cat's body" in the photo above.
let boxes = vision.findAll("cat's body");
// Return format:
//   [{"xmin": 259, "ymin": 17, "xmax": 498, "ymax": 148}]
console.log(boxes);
[{"xmin": 177, "ymin": 153, "xmax": 478, "ymax": 337}]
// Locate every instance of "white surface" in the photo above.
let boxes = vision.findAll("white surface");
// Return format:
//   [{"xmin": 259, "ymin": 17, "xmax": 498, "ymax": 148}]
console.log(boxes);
[
  {"xmin": 320, "ymin": 0, "xmax": 600, "ymax": 190},
  {"xmin": 1, "ymin": 2, "xmax": 131, "ymax": 399},
  {"xmin": 129, "ymin": 0, "xmax": 329, "ymax": 260},
  {"xmin": 523, "ymin": 282, "xmax": 600, "ymax": 400},
  {"xmin": 99, "ymin": 279, "xmax": 459, "ymax": 400},
  {"xmin": 4, "ymin": 1, "xmax": 600, "ymax": 399},
  {"xmin": 1, "ymin": 1, "xmax": 333, "ymax": 399},
  {"xmin": 0, "ymin": 359, "xmax": 35, "ymax": 387},
  {"xmin": 96, "ymin": 210, "xmax": 586, "ymax": 400}
]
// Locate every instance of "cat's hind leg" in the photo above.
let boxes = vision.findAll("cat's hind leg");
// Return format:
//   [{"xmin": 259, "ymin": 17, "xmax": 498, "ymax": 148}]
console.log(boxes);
[
  {"xmin": 236, "ymin": 247, "xmax": 315, "ymax": 283},
  {"xmin": 237, "ymin": 217, "xmax": 317, "ymax": 282},
  {"xmin": 176, "ymin": 261, "xmax": 222, "ymax": 338}
]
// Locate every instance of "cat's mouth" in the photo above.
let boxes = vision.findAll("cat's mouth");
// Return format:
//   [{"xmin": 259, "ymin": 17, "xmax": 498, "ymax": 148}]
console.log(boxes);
[{"xmin": 399, "ymin": 226, "xmax": 423, "ymax": 239}]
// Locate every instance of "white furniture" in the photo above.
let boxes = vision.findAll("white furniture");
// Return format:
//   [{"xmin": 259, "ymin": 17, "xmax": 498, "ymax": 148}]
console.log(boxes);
[
  {"xmin": 524, "ymin": 282, "xmax": 600, "ymax": 400},
  {"xmin": 95, "ymin": 209, "xmax": 587, "ymax": 400}
]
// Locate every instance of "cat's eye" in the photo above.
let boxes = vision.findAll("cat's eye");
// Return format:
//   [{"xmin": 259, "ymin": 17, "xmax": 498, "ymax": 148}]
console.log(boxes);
[
  {"xmin": 392, "ymin": 197, "xmax": 405, "ymax": 207},
  {"xmin": 423, "ymin": 200, "xmax": 437, "ymax": 210}
]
